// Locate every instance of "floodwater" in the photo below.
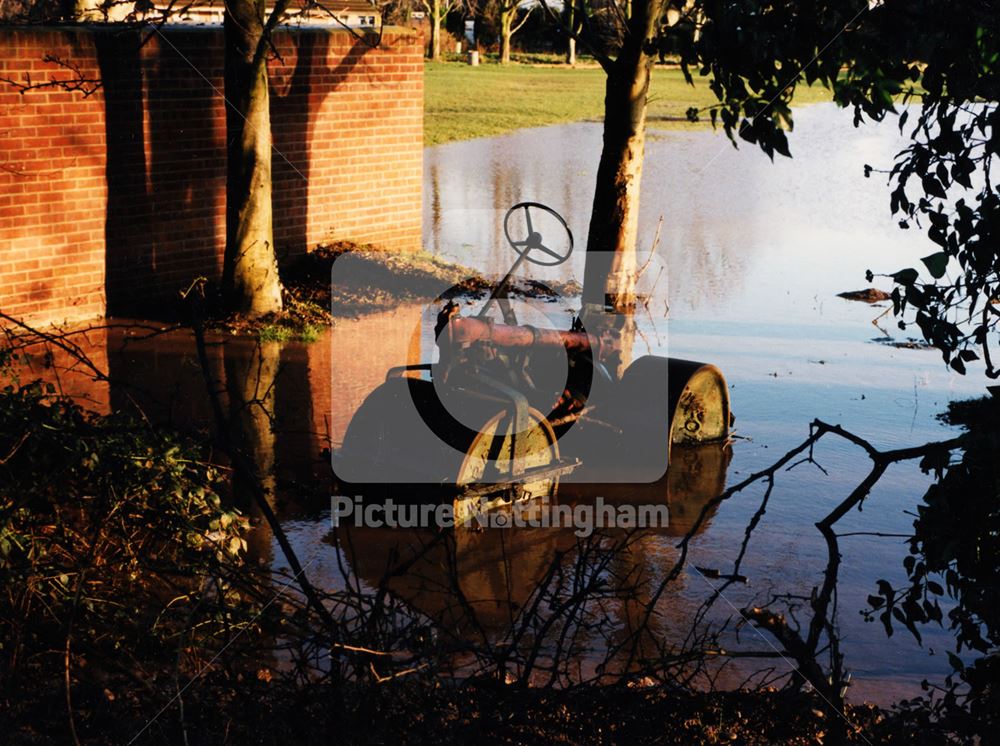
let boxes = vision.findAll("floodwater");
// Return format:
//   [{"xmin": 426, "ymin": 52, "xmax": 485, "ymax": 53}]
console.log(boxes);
[
  {"xmin": 17, "ymin": 103, "xmax": 992, "ymax": 704},
  {"xmin": 420, "ymin": 104, "xmax": 991, "ymax": 700}
]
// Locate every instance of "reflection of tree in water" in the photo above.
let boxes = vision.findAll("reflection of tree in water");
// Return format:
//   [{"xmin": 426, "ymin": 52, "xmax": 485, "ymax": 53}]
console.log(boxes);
[
  {"xmin": 863, "ymin": 396, "xmax": 999, "ymax": 739},
  {"xmin": 217, "ymin": 332, "xmax": 995, "ymax": 739},
  {"xmin": 225, "ymin": 340, "xmax": 281, "ymax": 566},
  {"xmin": 428, "ymin": 162, "xmax": 443, "ymax": 255},
  {"xmin": 661, "ymin": 224, "xmax": 751, "ymax": 315}
]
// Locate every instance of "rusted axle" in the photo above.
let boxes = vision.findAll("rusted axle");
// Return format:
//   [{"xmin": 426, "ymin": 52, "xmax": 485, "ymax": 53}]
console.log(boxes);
[{"xmin": 440, "ymin": 316, "xmax": 603, "ymax": 356}]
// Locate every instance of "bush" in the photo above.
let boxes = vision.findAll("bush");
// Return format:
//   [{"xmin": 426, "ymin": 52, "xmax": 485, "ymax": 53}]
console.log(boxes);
[{"xmin": 0, "ymin": 377, "xmax": 259, "ymax": 742}]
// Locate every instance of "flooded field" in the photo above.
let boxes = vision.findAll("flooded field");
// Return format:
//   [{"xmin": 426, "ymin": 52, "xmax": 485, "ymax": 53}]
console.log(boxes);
[
  {"xmin": 420, "ymin": 104, "xmax": 991, "ymax": 699},
  {"xmin": 17, "ymin": 104, "xmax": 992, "ymax": 705}
]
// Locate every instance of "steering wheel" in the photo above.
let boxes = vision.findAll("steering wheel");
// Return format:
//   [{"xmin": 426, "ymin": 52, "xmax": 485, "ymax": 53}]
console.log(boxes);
[{"xmin": 503, "ymin": 202, "xmax": 574, "ymax": 267}]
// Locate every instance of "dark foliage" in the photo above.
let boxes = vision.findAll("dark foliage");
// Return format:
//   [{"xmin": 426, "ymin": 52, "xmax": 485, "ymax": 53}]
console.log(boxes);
[{"xmin": 863, "ymin": 396, "xmax": 1000, "ymax": 742}]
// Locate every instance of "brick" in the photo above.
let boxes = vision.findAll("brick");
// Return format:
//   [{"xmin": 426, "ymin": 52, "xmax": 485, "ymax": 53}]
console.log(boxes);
[{"xmin": 1, "ymin": 25, "xmax": 422, "ymax": 328}]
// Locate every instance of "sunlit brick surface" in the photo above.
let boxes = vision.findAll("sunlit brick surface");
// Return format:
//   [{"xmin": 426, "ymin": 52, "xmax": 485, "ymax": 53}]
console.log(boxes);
[{"xmin": 0, "ymin": 26, "xmax": 423, "ymax": 325}]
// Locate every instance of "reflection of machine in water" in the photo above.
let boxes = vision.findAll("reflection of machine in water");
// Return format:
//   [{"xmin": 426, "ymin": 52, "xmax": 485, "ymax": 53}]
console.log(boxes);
[
  {"xmin": 330, "ymin": 443, "xmax": 731, "ymax": 635},
  {"xmin": 562, "ymin": 441, "xmax": 732, "ymax": 535},
  {"xmin": 334, "ymin": 203, "xmax": 733, "ymax": 520}
]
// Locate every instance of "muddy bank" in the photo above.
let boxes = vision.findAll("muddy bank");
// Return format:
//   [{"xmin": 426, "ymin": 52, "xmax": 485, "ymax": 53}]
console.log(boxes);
[{"xmin": 217, "ymin": 242, "xmax": 580, "ymax": 338}]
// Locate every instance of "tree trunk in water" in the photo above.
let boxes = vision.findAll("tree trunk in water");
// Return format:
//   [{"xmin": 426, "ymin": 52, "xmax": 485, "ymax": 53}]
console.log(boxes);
[
  {"xmin": 223, "ymin": 0, "xmax": 283, "ymax": 317},
  {"xmin": 581, "ymin": 0, "xmax": 663, "ymax": 316},
  {"xmin": 430, "ymin": 0, "xmax": 442, "ymax": 61},
  {"xmin": 500, "ymin": 10, "xmax": 512, "ymax": 64}
]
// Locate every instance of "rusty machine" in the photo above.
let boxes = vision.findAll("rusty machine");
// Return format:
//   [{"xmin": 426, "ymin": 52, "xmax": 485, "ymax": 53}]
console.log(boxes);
[{"xmin": 335, "ymin": 203, "xmax": 731, "ymax": 515}]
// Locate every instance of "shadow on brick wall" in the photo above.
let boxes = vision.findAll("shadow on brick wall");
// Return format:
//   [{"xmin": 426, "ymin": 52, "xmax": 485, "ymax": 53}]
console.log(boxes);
[
  {"xmin": 86, "ymin": 28, "xmax": 409, "ymax": 319},
  {"xmin": 97, "ymin": 29, "xmax": 222, "ymax": 316},
  {"xmin": 271, "ymin": 32, "xmax": 374, "ymax": 260},
  {"xmin": 95, "ymin": 32, "xmax": 150, "ymax": 315}
]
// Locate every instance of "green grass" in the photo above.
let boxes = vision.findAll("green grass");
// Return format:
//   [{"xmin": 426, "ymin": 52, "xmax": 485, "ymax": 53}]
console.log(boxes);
[
  {"xmin": 257, "ymin": 322, "xmax": 321, "ymax": 343},
  {"xmin": 298, "ymin": 323, "xmax": 321, "ymax": 343},
  {"xmin": 424, "ymin": 61, "xmax": 834, "ymax": 146}
]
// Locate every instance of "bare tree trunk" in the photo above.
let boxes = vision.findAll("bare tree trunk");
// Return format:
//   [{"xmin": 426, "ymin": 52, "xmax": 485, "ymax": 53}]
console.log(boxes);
[
  {"xmin": 500, "ymin": 9, "xmax": 513, "ymax": 64},
  {"xmin": 430, "ymin": 0, "xmax": 443, "ymax": 60},
  {"xmin": 581, "ymin": 0, "xmax": 663, "ymax": 315},
  {"xmin": 566, "ymin": 4, "xmax": 576, "ymax": 65},
  {"xmin": 223, "ymin": 0, "xmax": 284, "ymax": 317}
]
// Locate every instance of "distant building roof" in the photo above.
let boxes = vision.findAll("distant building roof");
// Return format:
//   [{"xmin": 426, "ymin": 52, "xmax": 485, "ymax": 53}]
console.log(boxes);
[
  {"xmin": 159, "ymin": 0, "xmax": 380, "ymax": 26},
  {"xmin": 321, "ymin": 0, "xmax": 381, "ymax": 13}
]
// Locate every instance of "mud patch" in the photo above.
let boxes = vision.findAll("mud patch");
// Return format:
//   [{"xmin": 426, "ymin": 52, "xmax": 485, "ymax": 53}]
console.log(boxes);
[{"xmin": 213, "ymin": 242, "xmax": 581, "ymax": 338}]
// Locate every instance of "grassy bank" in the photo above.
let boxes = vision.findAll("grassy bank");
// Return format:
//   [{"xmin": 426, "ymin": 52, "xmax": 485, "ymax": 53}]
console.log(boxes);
[{"xmin": 424, "ymin": 60, "xmax": 835, "ymax": 146}]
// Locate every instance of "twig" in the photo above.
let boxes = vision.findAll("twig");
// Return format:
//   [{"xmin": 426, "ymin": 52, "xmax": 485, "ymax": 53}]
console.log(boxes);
[
  {"xmin": 0, "ymin": 54, "xmax": 102, "ymax": 98},
  {"xmin": 368, "ymin": 660, "xmax": 429, "ymax": 684},
  {"xmin": 64, "ymin": 637, "xmax": 81, "ymax": 746},
  {"xmin": 635, "ymin": 215, "xmax": 662, "ymax": 280}
]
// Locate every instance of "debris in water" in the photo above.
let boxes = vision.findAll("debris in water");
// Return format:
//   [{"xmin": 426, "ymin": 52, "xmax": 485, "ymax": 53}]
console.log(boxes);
[
  {"xmin": 837, "ymin": 288, "xmax": 891, "ymax": 303},
  {"xmin": 871, "ymin": 337, "xmax": 936, "ymax": 350}
]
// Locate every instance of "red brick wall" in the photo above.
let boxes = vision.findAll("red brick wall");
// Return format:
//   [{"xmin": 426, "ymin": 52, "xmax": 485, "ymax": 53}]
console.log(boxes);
[{"xmin": 0, "ymin": 25, "xmax": 423, "ymax": 325}]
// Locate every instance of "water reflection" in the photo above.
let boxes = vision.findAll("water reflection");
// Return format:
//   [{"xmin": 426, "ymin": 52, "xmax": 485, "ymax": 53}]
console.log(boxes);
[
  {"xmin": 565, "ymin": 443, "xmax": 731, "ymax": 535},
  {"xmin": 16, "ymin": 319, "xmax": 734, "ymax": 658},
  {"xmin": 225, "ymin": 340, "xmax": 281, "ymax": 565},
  {"xmin": 423, "ymin": 105, "xmax": 941, "ymax": 325},
  {"xmin": 332, "ymin": 444, "xmax": 729, "ymax": 634},
  {"xmin": 8, "ymin": 290, "xmax": 987, "ymax": 702}
]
